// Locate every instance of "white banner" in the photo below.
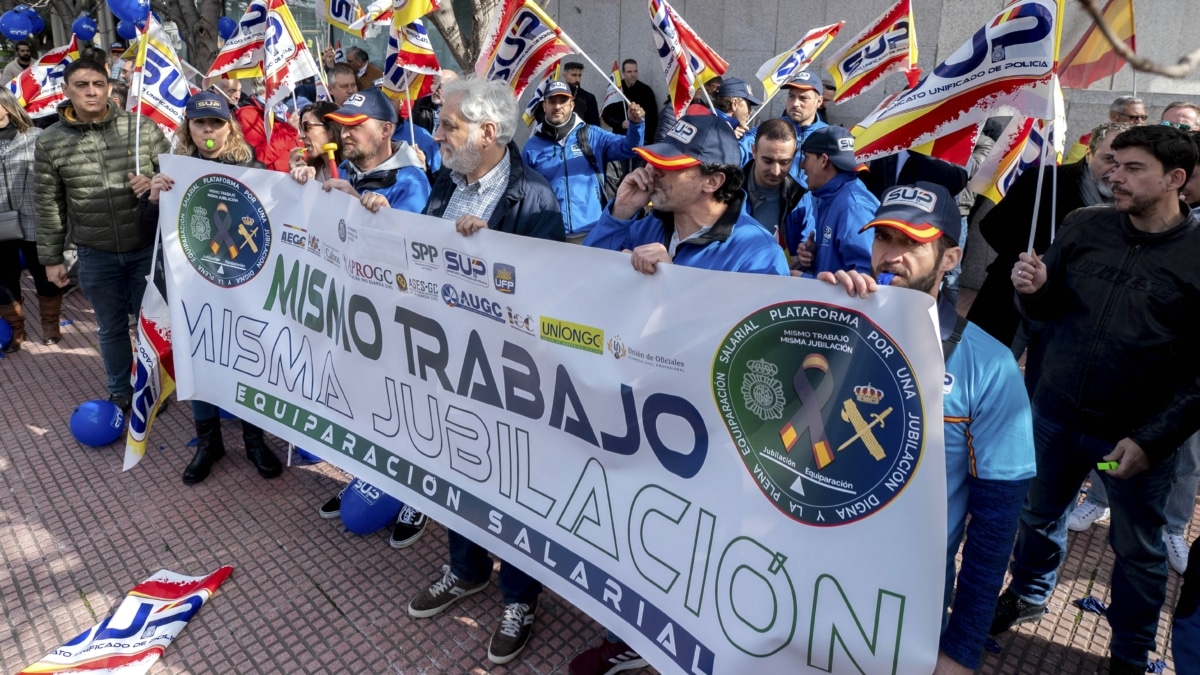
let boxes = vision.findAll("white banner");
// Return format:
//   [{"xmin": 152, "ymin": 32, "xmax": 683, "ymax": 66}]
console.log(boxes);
[{"xmin": 159, "ymin": 155, "xmax": 948, "ymax": 674}]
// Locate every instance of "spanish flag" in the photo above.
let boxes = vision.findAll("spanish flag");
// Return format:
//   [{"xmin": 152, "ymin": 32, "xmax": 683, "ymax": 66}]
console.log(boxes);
[{"xmin": 1058, "ymin": 0, "xmax": 1134, "ymax": 89}]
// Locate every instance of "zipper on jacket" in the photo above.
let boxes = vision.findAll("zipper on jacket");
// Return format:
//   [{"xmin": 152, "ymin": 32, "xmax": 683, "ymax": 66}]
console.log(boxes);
[
  {"xmin": 93, "ymin": 121, "xmax": 124, "ymax": 251},
  {"xmin": 560, "ymin": 141, "xmax": 573, "ymax": 234},
  {"xmin": 1076, "ymin": 243, "xmax": 1141, "ymax": 405}
]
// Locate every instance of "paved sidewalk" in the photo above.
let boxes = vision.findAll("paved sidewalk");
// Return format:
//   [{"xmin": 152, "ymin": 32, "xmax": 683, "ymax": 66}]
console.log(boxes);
[{"xmin": 0, "ymin": 281, "xmax": 1193, "ymax": 674}]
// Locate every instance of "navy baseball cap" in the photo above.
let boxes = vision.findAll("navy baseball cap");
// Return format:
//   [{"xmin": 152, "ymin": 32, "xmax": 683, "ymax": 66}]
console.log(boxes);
[
  {"xmin": 782, "ymin": 69, "xmax": 821, "ymax": 92},
  {"xmin": 545, "ymin": 81, "xmax": 573, "ymax": 99},
  {"xmin": 185, "ymin": 91, "xmax": 232, "ymax": 122},
  {"xmin": 801, "ymin": 126, "xmax": 858, "ymax": 172},
  {"xmin": 326, "ymin": 88, "xmax": 398, "ymax": 126},
  {"xmin": 860, "ymin": 182, "xmax": 962, "ymax": 244},
  {"xmin": 717, "ymin": 77, "xmax": 761, "ymax": 106},
  {"xmin": 110, "ymin": 41, "xmax": 125, "ymax": 51},
  {"xmin": 634, "ymin": 114, "xmax": 740, "ymax": 169}
]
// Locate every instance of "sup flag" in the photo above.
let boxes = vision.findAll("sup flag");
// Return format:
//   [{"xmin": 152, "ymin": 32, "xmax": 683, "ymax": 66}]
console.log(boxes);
[
  {"xmin": 19, "ymin": 566, "xmax": 233, "ymax": 674},
  {"xmin": 124, "ymin": 277, "xmax": 175, "ymax": 471},
  {"xmin": 852, "ymin": 0, "xmax": 1064, "ymax": 164},
  {"xmin": 7, "ymin": 36, "xmax": 80, "ymax": 119},
  {"xmin": 392, "ymin": 19, "xmax": 440, "ymax": 73},
  {"xmin": 967, "ymin": 77, "xmax": 1066, "ymax": 204},
  {"xmin": 662, "ymin": 1, "xmax": 728, "ymax": 89},
  {"xmin": 128, "ymin": 16, "xmax": 190, "ymax": 141},
  {"xmin": 521, "ymin": 62, "xmax": 562, "ymax": 126},
  {"xmin": 383, "ymin": 22, "xmax": 438, "ymax": 103},
  {"xmin": 647, "ymin": 0, "xmax": 695, "ymax": 117},
  {"xmin": 316, "ymin": 0, "xmax": 366, "ymax": 36},
  {"xmin": 207, "ymin": 0, "xmax": 269, "ymax": 79},
  {"xmin": 475, "ymin": 0, "xmax": 575, "ymax": 98},
  {"xmin": 263, "ymin": 0, "xmax": 321, "ymax": 123},
  {"xmin": 823, "ymin": 0, "xmax": 918, "ymax": 103},
  {"xmin": 349, "ymin": 0, "xmax": 395, "ymax": 34},
  {"xmin": 390, "ymin": 0, "xmax": 440, "ymax": 29},
  {"xmin": 1058, "ymin": 0, "xmax": 1134, "ymax": 89},
  {"xmin": 603, "ymin": 59, "xmax": 623, "ymax": 109},
  {"xmin": 755, "ymin": 23, "xmax": 843, "ymax": 108}
]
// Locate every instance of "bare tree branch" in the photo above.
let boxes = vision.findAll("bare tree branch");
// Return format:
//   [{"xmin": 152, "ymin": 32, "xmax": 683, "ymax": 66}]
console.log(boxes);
[
  {"xmin": 426, "ymin": 5, "xmax": 470, "ymax": 71},
  {"xmin": 1077, "ymin": 0, "xmax": 1200, "ymax": 78}
]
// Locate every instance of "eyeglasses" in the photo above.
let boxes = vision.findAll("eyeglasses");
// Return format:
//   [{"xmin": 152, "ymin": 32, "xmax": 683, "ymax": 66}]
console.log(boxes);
[
  {"xmin": 1160, "ymin": 120, "xmax": 1194, "ymax": 131},
  {"xmin": 1118, "ymin": 112, "xmax": 1148, "ymax": 122},
  {"xmin": 302, "ymin": 121, "xmax": 328, "ymax": 132}
]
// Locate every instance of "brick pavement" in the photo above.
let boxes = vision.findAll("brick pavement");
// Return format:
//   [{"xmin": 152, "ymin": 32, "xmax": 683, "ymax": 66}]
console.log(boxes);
[{"xmin": 0, "ymin": 280, "xmax": 1193, "ymax": 674}]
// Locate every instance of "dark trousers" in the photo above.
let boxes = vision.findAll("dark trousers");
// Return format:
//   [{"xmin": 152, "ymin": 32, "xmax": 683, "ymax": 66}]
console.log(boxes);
[
  {"xmin": 1007, "ymin": 399, "xmax": 1175, "ymax": 664},
  {"xmin": 0, "ymin": 239, "xmax": 62, "ymax": 303},
  {"xmin": 448, "ymin": 530, "xmax": 541, "ymax": 605}
]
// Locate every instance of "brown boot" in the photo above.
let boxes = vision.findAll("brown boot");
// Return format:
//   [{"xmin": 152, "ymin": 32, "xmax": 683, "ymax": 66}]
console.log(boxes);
[
  {"xmin": 37, "ymin": 294, "xmax": 62, "ymax": 346},
  {"xmin": 0, "ymin": 301, "xmax": 23, "ymax": 353}
]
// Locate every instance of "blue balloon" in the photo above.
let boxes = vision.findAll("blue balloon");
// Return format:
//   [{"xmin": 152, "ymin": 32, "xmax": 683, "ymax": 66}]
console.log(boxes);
[
  {"xmin": 70, "ymin": 400, "xmax": 126, "ymax": 448},
  {"xmin": 217, "ymin": 16, "xmax": 237, "ymax": 41},
  {"xmin": 0, "ymin": 11, "xmax": 32, "ymax": 41},
  {"xmin": 219, "ymin": 407, "xmax": 237, "ymax": 420},
  {"xmin": 72, "ymin": 15, "xmax": 96, "ymax": 40},
  {"xmin": 109, "ymin": 0, "xmax": 150, "ymax": 24},
  {"xmin": 340, "ymin": 479, "xmax": 401, "ymax": 535},
  {"xmin": 0, "ymin": 317, "xmax": 12, "ymax": 351},
  {"xmin": 294, "ymin": 447, "xmax": 324, "ymax": 464},
  {"xmin": 116, "ymin": 19, "xmax": 137, "ymax": 40},
  {"xmin": 27, "ymin": 11, "xmax": 43, "ymax": 34}
]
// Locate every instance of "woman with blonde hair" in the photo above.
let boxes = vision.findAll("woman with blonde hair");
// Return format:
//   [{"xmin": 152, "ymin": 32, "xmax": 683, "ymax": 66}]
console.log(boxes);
[
  {"xmin": 0, "ymin": 88, "xmax": 60, "ymax": 352},
  {"xmin": 136, "ymin": 91, "xmax": 282, "ymax": 485}
]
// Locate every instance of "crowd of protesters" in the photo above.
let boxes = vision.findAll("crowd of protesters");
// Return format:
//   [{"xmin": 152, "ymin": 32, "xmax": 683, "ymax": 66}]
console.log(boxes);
[{"xmin": 1, "ymin": 35, "xmax": 1199, "ymax": 675}]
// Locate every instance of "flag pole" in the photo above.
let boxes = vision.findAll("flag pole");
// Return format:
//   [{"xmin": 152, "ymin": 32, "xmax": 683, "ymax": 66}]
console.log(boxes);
[
  {"xmin": 133, "ymin": 25, "xmax": 149, "ymax": 175},
  {"xmin": 556, "ymin": 33, "xmax": 631, "ymax": 106},
  {"xmin": 407, "ymin": 87, "xmax": 416, "ymax": 146}
]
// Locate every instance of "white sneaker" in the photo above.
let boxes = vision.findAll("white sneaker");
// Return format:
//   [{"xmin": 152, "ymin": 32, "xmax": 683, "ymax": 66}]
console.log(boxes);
[
  {"xmin": 1066, "ymin": 499, "xmax": 1110, "ymax": 532},
  {"xmin": 1164, "ymin": 531, "xmax": 1189, "ymax": 574}
]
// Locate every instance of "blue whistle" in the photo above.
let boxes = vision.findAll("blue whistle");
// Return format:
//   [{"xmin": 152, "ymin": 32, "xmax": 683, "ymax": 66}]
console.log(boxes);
[{"xmin": 877, "ymin": 272, "xmax": 895, "ymax": 285}]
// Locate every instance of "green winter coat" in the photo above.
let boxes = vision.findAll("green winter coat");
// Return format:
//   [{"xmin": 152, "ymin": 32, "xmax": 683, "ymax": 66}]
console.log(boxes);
[{"xmin": 35, "ymin": 101, "xmax": 170, "ymax": 265}]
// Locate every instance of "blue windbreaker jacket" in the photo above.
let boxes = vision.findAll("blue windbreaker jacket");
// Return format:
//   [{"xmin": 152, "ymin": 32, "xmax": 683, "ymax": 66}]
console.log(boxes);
[{"xmin": 785, "ymin": 171, "xmax": 878, "ymax": 277}]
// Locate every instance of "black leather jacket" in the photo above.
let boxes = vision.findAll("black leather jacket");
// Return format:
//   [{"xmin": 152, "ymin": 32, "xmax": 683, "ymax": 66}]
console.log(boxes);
[{"xmin": 1018, "ymin": 203, "xmax": 1200, "ymax": 461}]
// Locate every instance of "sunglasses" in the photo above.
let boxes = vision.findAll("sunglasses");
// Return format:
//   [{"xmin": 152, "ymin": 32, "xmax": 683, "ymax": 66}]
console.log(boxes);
[
  {"xmin": 1118, "ymin": 113, "xmax": 1148, "ymax": 122},
  {"xmin": 1160, "ymin": 120, "xmax": 1194, "ymax": 131},
  {"xmin": 302, "ymin": 121, "xmax": 327, "ymax": 132}
]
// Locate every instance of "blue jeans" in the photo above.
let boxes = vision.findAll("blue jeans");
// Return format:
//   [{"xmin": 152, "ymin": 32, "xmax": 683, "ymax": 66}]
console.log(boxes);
[
  {"xmin": 75, "ymin": 245, "xmax": 154, "ymax": 397},
  {"xmin": 1083, "ymin": 430, "xmax": 1199, "ymax": 535},
  {"xmin": 448, "ymin": 530, "xmax": 541, "ymax": 605},
  {"xmin": 1008, "ymin": 400, "xmax": 1175, "ymax": 664}
]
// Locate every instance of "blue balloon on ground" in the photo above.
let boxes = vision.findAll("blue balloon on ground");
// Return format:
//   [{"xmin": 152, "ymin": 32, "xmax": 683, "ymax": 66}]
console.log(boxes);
[
  {"xmin": 72, "ymin": 16, "xmax": 97, "ymax": 40},
  {"xmin": 70, "ymin": 400, "xmax": 126, "ymax": 447},
  {"xmin": 109, "ymin": 0, "xmax": 150, "ymax": 24},
  {"xmin": 294, "ymin": 447, "xmax": 323, "ymax": 464},
  {"xmin": 0, "ymin": 317, "xmax": 11, "ymax": 350},
  {"xmin": 217, "ymin": 16, "xmax": 237, "ymax": 40},
  {"xmin": 0, "ymin": 11, "xmax": 32, "ymax": 40},
  {"xmin": 218, "ymin": 408, "xmax": 237, "ymax": 420},
  {"xmin": 116, "ymin": 19, "xmax": 137, "ymax": 40},
  {"xmin": 340, "ymin": 479, "xmax": 401, "ymax": 535}
]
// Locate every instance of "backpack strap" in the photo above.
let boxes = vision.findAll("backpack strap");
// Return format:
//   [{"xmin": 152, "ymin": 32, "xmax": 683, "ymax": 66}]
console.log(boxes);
[
  {"xmin": 942, "ymin": 314, "xmax": 968, "ymax": 365},
  {"xmin": 576, "ymin": 124, "xmax": 605, "ymax": 204}
]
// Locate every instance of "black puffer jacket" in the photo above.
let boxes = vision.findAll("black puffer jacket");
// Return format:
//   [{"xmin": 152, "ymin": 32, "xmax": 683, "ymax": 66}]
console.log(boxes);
[
  {"xmin": 35, "ymin": 101, "xmax": 170, "ymax": 264},
  {"xmin": 1018, "ymin": 203, "xmax": 1200, "ymax": 461}
]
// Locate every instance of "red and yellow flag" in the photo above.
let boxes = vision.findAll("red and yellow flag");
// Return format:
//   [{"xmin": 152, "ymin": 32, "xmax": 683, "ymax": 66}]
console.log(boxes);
[
  {"xmin": 1058, "ymin": 0, "xmax": 1134, "ymax": 89},
  {"xmin": 475, "ymin": 0, "xmax": 574, "ymax": 98},
  {"xmin": 823, "ymin": 0, "xmax": 918, "ymax": 104}
]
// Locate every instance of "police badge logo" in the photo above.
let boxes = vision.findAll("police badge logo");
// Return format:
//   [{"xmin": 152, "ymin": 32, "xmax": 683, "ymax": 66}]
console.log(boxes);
[
  {"xmin": 712, "ymin": 302, "xmax": 925, "ymax": 526},
  {"xmin": 177, "ymin": 174, "xmax": 271, "ymax": 289},
  {"xmin": 189, "ymin": 206, "xmax": 210, "ymax": 239}
]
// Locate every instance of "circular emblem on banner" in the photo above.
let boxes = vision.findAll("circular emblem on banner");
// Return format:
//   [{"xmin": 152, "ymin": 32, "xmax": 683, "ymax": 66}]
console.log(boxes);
[
  {"xmin": 177, "ymin": 174, "xmax": 271, "ymax": 288},
  {"xmin": 712, "ymin": 302, "xmax": 925, "ymax": 527}
]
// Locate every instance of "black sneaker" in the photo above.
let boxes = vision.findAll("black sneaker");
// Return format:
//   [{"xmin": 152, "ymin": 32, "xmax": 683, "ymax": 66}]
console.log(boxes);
[
  {"xmin": 1108, "ymin": 656, "xmax": 1149, "ymax": 675},
  {"xmin": 318, "ymin": 488, "xmax": 346, "ymax": 519},
  {"xmin": 989, "ymin": 589, "xmax": 1047, "ymax": 635},
  {"xmin": 488, "ymin": 599, "xmax": 538, "ymax": 665},
  {"xmin": 408, "ymin": 565, "xmax": 488, "ymax": 618},
  {"xmin": 568, "ymin": 638, "xmax": 648, "ymax": 674},
  {"xmin": 388, "ymin": 505, "xmax": 427, "ymax": 549},
  {"xmin": 108, "ymin": 392, "xmax": 133, "ymax": 413}
]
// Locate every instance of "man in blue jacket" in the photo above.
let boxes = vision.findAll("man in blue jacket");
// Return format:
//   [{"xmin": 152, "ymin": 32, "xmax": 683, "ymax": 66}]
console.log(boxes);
[
  {"xmin": 522, "ymin": 80, "xmax": 645, "ymax": 240},
  {"xmin": 583, "ymin": 114, "xmax": 788, "ymax": 276},
  {"xmin": 786, "ymin": 126, "xmax": 877, "ymax": 277},
  {"xmin": 322, "ymin": 88, "xmax": 430, "ymax": 213},
  {"xmin": 742, "ymin": 69, "xmax": 828, "ymax": 186},
  {"xmin": 818, "ymin": 182, "xmax": 1036, "ymax": 675}
]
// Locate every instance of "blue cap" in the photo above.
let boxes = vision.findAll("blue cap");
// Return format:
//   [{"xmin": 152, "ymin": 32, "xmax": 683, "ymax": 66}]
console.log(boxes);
[
  {"xmin": 717, "ymin": 77, "xmax": 761, "ymax": 106},
  {"xmin": 326, "ymin": 88, "xmax": 398, "ymax": 126},
  {"xmin": 633, "ymin": 114, "xmax": 740, "ymax": 170},
  {"xmin": 801, "ymin": 126, "xmax": 858, "ymax": 172},
  {"xmin": 860, "ymin": 182, "xmax": 962, "ymax": 244},
  {"xmin": 544, "ymin": 80, "xmax": 574, "ymax": 99},
  {"xmin": 782, "ymin": 69, "xmax": 820, "ymax": 92},
  {"xmin": 185, "ymin": 91, "xmax": 232, "ymax": 122}
]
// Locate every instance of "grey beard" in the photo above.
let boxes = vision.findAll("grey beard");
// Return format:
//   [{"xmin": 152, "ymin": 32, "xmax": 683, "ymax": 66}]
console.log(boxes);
[{"xmin": 444, "ymin": 141, "xmax": 482, "ymax": 175}]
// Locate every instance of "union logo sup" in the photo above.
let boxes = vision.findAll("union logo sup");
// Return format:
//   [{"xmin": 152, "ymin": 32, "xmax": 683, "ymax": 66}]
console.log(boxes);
[
  {"xmin": 177, "ymin": 174, "xmax": 271, "ymax": 288},
  {"xmin": 712, "ymin": 301, "xmax": 925, "ymax": 526}
]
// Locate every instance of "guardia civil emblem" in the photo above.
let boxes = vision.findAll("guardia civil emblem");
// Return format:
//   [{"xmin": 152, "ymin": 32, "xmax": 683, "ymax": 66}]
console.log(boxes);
[
  {"xmin": 712, "ymin": 302, "xmax": 926, "ymax": 526},
  {"xmin": 741, "ymin": 359, "xmax": 784, "ymax": 420}
]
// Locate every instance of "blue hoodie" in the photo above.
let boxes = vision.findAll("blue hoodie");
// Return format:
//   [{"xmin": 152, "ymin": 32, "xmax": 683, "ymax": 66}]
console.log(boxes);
[
  {"xmin": 583, "ymin": 192, "xmax": 789, "ymax": 276},
  {"xmin": 392, "ymin": 120, "xmax": 442, "ymax": 176},
  {"xmin": 743, "ymin": 115, "xmax": 828, "ymax": 187},
  {"xmin": 522, "ymin": 114, "xmax": 643, "ymax": 236},
  {"xmin": 339, "ymin": 142, "xmax": 431, "ymax": 214},
  {"xmin": 784, "ymin": 170, "xmax": 878, "ymax": 277}
]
